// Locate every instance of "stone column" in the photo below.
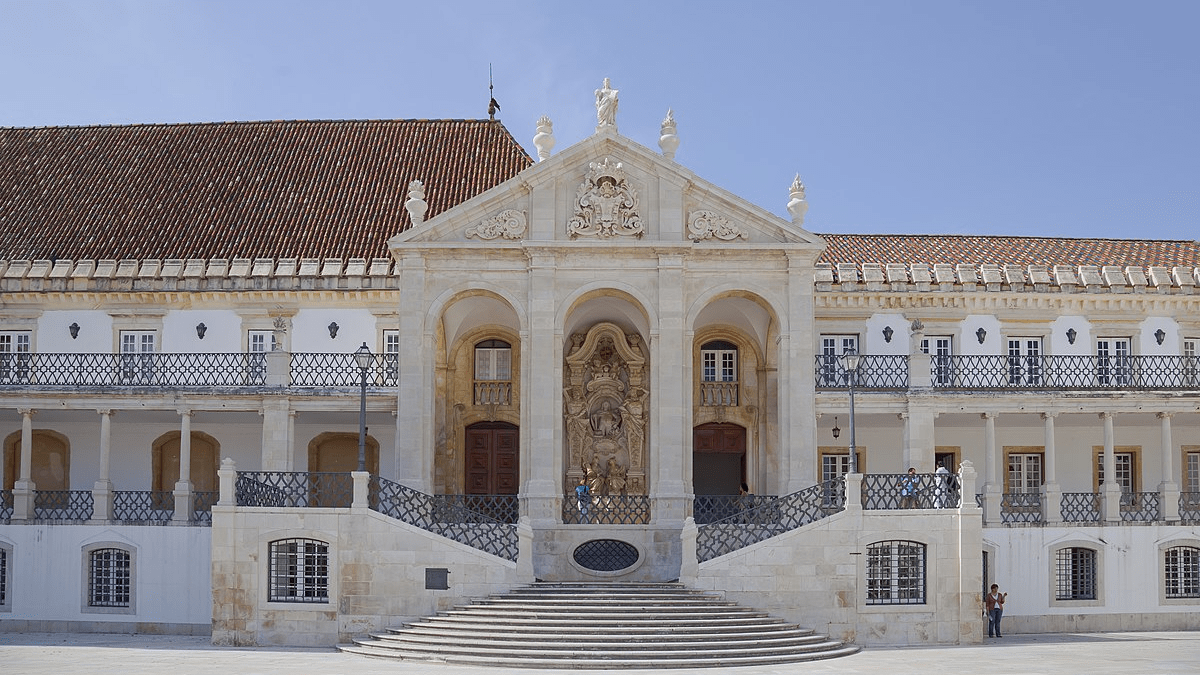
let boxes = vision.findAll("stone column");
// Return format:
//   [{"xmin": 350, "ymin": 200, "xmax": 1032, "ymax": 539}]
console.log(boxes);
[
  {"xmin": 395, "ymin": 251, "xmax": 429, "ymax": 491},
  {"xmin": 982, "ymin": 412, "xmax": 1001, "ymax": 525},
  {"xmin": 784, "ymin": 252, "xmax": 818, "ymax": 494},
  {"xmin": 174, "ymin": 410, "xmax": 194, "ymax": 522},
  {"xmin": 92, "ymin": 409, "xmax": 115, "ymax": 521},
  {"xmin": 653, "ymin": 253, "xmax": 688, "ymax": 522},
  {"xmin": 217, "ymin": 457, "xmax": 236, "ymax": 506},
  {"xmin": 522, "ymin": 250, "xmax": 560, "ymax": 523},
  {"xmin": 259, "ymin": 398, "xmax": 293, "ymax": 471},
  {"xmin": 903, "ymin": 409, "xmax": 937, "ymax": 472},
  {"xmin": 1101, "ymin": 412, "xmax": 1122, "ymax": 522},
  {"xmin": 12, "ymin": 408, "xmax": 36, "ymax": 520},
  {"xmin": 1159, "ymin": 412, "xmax": 1180, "ymax": 521},
  {"xmin": 1041, "ymin": 412, "xmax": 1062, "ymax": 524}
]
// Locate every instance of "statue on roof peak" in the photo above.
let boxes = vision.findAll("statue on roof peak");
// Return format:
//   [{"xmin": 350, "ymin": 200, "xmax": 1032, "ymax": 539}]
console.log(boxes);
[{"xmin": 595, "ymin": 78, "xmax": 618, "ymax": 131}]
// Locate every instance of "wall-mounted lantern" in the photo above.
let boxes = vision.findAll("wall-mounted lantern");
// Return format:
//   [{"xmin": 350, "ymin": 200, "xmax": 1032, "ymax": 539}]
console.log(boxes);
[
  {"xmin": 1155, "ymin": 328, "xmax": 1166, "ymax": 345},
  {"xmin": 196, "ymin": 323, "xmax": 207, "ymax": 340},
  {"xmin": 328, "ymin": 322, "xmax": 339, "ymax": 339},
  {"xmin": 69, "ymin": 322, "xmax": 80, "ymax": 339},
  {"xmin": 976, "ymin": 327, "xmax": 987, "ymax": 344},
  {"xmin": 1066, "ymin": 328, "xmax": 1077, "ymax": 345},
  {"xmin": 882, "ymin": 326, "xmax": 894, "ymax": 343}
]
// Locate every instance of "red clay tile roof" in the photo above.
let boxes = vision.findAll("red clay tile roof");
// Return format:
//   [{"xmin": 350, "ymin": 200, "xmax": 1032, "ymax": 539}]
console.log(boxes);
[
  {"xmin": 818, "ymin": 234, "xmax": 1200, "ymax": 268},
  {"xmin": 0, "ymin": 119, "xmax": 532, "ymax": 260}
]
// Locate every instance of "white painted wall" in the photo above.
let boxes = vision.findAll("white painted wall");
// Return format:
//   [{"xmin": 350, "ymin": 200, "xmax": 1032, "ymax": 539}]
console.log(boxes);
[
  {"xmin": 291, "ymin": 308, "xmax": 378, "ymax": 353},
  {"xmin": 37, "ymin": 310, "xmax": 113, "ymax": 353},
  {"xmin": 162, "ymin": 310, "xmax": 242, "ymax": 352}
]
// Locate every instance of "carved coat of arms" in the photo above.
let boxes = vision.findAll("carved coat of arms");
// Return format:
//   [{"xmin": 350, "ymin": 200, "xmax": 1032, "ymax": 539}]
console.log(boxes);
[{"xmin": 567, "ymin": 158, "xmax": 643, "ymax": 239}]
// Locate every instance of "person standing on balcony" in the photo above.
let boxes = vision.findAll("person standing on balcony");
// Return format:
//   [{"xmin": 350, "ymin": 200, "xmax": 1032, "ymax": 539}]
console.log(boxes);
[
  {"xmin": 934, "ymin": 462, "xmax": 951, "ymax": 508},
  {"xmin": 898, "ymin": 467, "xmax": 919, "ymax": 508},
  {"xmin": 575, "ymin": 477, "xmax": 591, "ymax": 523},
  {"xmin": 985, "ymin": 584, "xmax": 1007, "ymax": 637}
]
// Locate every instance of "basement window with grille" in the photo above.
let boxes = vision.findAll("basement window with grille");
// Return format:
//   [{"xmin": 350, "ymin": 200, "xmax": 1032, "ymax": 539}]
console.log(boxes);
[
  {"xmin": 83, "ymin": 543, "xmax": 135, "ymax": 614},
  {"xmin": 268, "ymin": 538, "xmax": 330, "ymax": 603},
  {"xmin": 573, "ymin": 539, "xmax": 639, "ymax": 572},
  {"xmin": 865, "ymin": 540, "xmax": 926, "ymax": 605}
]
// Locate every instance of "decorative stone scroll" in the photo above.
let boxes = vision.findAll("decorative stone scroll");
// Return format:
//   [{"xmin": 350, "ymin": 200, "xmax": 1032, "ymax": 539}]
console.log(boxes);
[
  {"xmin": 687, "ymin": 210, "xmax": 746, "ymax": 241},
  {"xmin": 567, "ymin": 158, "xmax": 643, "ymax": 239},
  {"xmin": 466, "ymin": 209, "xmax": 527, "ymax": 240},
  {"xmin": 564, "ymin": 323, "xmax": 648, "ymax": 496}
]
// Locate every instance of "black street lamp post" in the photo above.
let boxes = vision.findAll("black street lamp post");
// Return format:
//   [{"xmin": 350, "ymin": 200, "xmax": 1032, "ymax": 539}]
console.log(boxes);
[
  {"xmin": 353, "ymin": 342, "xmax": 372, "ymax": 472},
  {"xmin": 844, "ymin": 349, "xmax": 861, "ymax": 474}
]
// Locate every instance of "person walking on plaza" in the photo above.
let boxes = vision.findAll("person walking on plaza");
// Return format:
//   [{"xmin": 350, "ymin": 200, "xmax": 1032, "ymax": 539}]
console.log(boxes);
[{"xmin": 985, "ymin": 584, "xmax": 1007, "ymax": 638}]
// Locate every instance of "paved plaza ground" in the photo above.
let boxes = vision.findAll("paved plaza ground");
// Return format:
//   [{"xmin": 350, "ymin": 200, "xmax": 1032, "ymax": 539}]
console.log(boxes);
[{"xmin": 1, "ymin": 631, "xmax": 1199, "ymax": 674}]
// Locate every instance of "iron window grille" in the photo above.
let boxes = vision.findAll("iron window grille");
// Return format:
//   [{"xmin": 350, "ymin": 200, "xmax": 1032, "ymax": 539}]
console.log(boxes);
[
  {"xmin": 268, "ymin": 538, "xmax": 329, "ymax": 603},
  {"xmin": 1055, "ymin": 547, "xmax": 1097, "ymax": 600},
  {"xmin": 88, "ymin": 548, "xmax": 131, "ymax": 607},
  {"xmin": 0, "ymin": 547, "xmax": 7, "ymax": 605},
  {"xmin": 1165, "ymin": 546, "xmax": 1200, "ymax": 599},
  {"xmin": 866, "ymin": 540, "xmax": 926, "ymax": 605}
]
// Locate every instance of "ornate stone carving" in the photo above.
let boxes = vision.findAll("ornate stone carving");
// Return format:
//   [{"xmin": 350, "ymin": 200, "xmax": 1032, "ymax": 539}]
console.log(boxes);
[
  {"xmin": 405, "ymin": 180, "xmax": 428, "ymax": 224},
  {"xmin": 786, "ymin": 174, "xmax": 808, "ymax": 225},
  {"xmin": 466, "ymin": 209, "xmax": 527, "ymax": 240},
  {"xmin": 659, "ymin": 109, "xmax": 679, "ymax": 159},
  {"xmin": 564, "ymin": 323, "xmax": 648, "ymax": 495},
  {"xmin": 567, "ymin": 158, "xmax": 643, "ymax": 239},
  {"xmin": 687, "ymin": 210, "xmax": 746, "ymax": 241},
  {"xmin": 533, "ymin": 115, "xmax": 555, "ymax": 161}
]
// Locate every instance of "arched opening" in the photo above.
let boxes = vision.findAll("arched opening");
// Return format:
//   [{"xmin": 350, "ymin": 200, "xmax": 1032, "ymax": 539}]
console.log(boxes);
[
  {"xmin": 152, "ymin": 431, "xmax": 220, "ymax": 492},
  {"xmin": 3, "ymin": 429, "xmax": 70, "ymax": 490},
  {"xmin": 307, "ymin": 432, "xmax": 380, "ymax": 474}
]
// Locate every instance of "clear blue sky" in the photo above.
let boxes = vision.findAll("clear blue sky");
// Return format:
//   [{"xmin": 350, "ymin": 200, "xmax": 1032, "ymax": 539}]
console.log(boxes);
[{"xmin": 2, "ymin": 0, "xmax": 1197, "ymax": 241}]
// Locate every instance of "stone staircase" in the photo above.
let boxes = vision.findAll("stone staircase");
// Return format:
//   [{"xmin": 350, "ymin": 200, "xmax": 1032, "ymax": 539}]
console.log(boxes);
[{"xmin": 339, "ymin": 581, "xmax": 860, "ymax": 669}]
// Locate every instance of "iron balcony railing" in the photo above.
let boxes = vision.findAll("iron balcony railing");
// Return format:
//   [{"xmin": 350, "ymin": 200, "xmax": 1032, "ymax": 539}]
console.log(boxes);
[
  {"xmin": 696, "ymin": 481, "xmax": 845, "ymax": 561},
  {"xmin": 814, "ymin": 355, "xmax": 909, "ymax": 389},
  {"xmin": 861, "ymin": 473, "xmax": 961, "ymax": 510},
  {"xmin": 235, "ymin": 471, "xmax": 354, "ymax": 508},
  {"xmin": 0, "ymin": 489, "xmax": 12, "ymax": 520},
  {"xmin": 563, "ymin": 494, "xmax": 652, "ymax": 525},
  {"xmin": 192, "ymin": 491, "xmax": 219, "ymax": 523},
  {"xmin": 289, "ymin": 353, "xmax": 397, "ymax": 387},
  {"xmin": 932, "ymin": 355, "xmax": 1200, "ymax": 390},
  {"xmin": 1181, "ymin": 493, "xmax": 1200, "ymax": 524},
  {"xmin": 1120, "ymin": 492, "xmax": 1161, "ymax": 522},
  {"xmin": 371, "ymin": 476, "xmax": 518, "ymax": 561},
  {"xmin": 33, "ymin": 490, "xmax": 94, "ymax": 520},
  {"xmin": 435, "ymin": 494, "xmax": 519, "ymax": 524},
  {"xmin": 1061, "ymin": 492, "xmax": 1101, "ymax": 523},
  {"xmin": 112, "ymin": 490, "xmax": 174, "ymax": 524},
  {"xmin": 1001, "ymin": 492, "xmax": 1042, "ymax": 523}
]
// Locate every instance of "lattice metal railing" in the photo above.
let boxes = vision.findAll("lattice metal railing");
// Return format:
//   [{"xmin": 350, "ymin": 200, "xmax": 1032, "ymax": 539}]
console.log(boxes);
[
  {"xmin": 1120, "ymin": 491, "xmax": 1160, "ymax": 522},
  {"xmin": 33, "ymin": 490, "xmax": 94, "ymax": 520},
  {"xmin": 192, "ymin": 491, "xmax": 219, "ymax": 523},
  {"xmin": 934, "ymin": 355, "xmax": 1200, "ymax": 390},
  {"xmin": 0, "ymin": 352, "xmax": 273, "ymax": 387},
  {"xmin": 369, "ymin": 477, "xmax": 518, "ymax": 561},
  {"xmin": 0, "ymin": 489, "xmax": 12, "ymax": 520},
  {"xmin": 694, "ymin": 495, "xmax": 747, "ymax": 524},
  {"xmin": 861, "ymin": 473, "xmax": 961, "ymax": 510},
  {"xmin": 1061, "ymin": 492, "xmax": 1101, "ymax": 523},
  {"xmin": 562, "ymin": 494, "xmax": 652, "ymax": 525},
  {"xmin": 235, "ymin": 472, "xmax": 353, "ymax": 508},
  {"xmin": 289, "ymin": 353, "xmax": 396, "ymax": 387},
  {"xmin": 696, "ymin": 481, "xmax": 844, "ymax": 562},
  {"xmin": 112, "ymin": 490, "xmax": 174, "ymax": 523},
  {"xmin": 434, "ymin": 494, "xmax": 519, "ymax": 524},
  {"xmin": 813, "ymin": 355, "xmax": 909, "ymax": 389},
  {"xmin": 1180, "ymin": 493, "xmax": 1200, "ymax": 524},
  {"xmin": 1001, "ymin": 492, "xmax": 1043, "ymax": 523}
]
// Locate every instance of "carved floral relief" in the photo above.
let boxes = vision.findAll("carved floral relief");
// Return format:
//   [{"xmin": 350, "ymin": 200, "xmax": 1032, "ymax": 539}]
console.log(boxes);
[
  {"xmin": 466, "ymin": 209, "xmax": 527, "ymax": 240},
  {"xmin": 687, "ymin": 210, "xmax": 746, "ymax": 241}
]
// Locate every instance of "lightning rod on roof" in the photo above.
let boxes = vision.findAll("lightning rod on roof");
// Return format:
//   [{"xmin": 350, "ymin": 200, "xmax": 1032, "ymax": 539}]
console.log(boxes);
[{"xmin": 488, "ymin": 64, "xmax": 501, "ymax": 121}]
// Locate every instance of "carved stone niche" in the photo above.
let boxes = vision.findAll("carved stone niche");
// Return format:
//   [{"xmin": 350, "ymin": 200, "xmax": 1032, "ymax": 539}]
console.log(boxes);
[
  {"xmin": 567, "ymin": 158, "xmax": 643, "ymax": 239},
  {"xmin": 563, "ymin": 322, "xmax": 648, "ymax": 496}
]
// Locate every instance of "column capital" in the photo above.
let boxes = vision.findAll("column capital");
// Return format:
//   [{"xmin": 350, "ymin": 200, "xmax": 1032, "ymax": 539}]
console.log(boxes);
[
  {"xmin": 1041, "ymin": 411, "xmax": 1059, "ymax": 420},
  {"xmin": 177, "ymin": 408, "xmax": 194, "ymax": 418},
  {"xmin": 17, "ymin": 408, "xmax": 36, "ymax": 417},
  {"xmin": 96, "ymin": 408, "xmax": 115, "ymax": 417},
  {"xmin": 981, "ymin": 411, "xmax": 998, "ymax": 420},
  {"xmin": 897, "ymin": 412, "xmax": 909, "ymax": 421},
  {"xmin": 1157, "ymin": 411, "xmax": 1175, "ymax": 420},
  {"xmin": 1099, "ymin": 411, "xmax": 1115, "ymax": 420}
]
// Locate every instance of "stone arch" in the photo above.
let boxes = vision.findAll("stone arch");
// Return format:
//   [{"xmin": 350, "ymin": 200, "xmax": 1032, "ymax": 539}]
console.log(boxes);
[
  {"xmin": 306, "ymin": 431, "xmax": 380, "ymax": 474},
  {"xmin": 3, "ymin": 429, "xmax": 70, "ymax": 491},
  {"xmin": 151, "ymin": 430, "xmax": 221, "ymax": 492},
  {"xmin": 559, "ymin": 283, "xmax": 657, "ymax": 339}
]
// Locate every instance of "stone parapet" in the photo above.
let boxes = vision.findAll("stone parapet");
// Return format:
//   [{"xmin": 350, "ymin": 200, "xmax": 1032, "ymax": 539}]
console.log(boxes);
[{"xmin": 814, "ymin": 262, "xmax": 1199, "ymax": 294}]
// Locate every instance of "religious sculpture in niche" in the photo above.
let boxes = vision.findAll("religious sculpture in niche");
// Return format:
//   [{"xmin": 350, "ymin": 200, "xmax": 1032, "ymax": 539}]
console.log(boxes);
[
  {"xmin": 466, "ymin": 208, "xmax": 527, "ymax": 240},
  {"xmin": 564, "ymin": 323, "xmax": 648, "ymax": 496},
  {"xmin": 567, "ymin": 158, "xmax": 644, "ymax": 239},
  {"xmin": 687, "ymin": 210, "xmax": 746, "ymax": 241}
]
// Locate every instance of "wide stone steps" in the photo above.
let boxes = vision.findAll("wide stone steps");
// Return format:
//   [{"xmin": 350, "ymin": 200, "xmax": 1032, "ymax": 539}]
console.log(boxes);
[{"xmin": 339, "ymin": 581, "xmax": 860, "ymax": 669}]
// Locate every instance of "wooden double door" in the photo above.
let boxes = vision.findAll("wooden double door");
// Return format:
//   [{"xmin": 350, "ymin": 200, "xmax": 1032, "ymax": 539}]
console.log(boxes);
[
  {"xmin": 465, "ymin": 422, "xmax": 519, "ymax": 495},
  {"xmin": 692, "ymin": 422, "xmax": 747, "ymax": 495}
]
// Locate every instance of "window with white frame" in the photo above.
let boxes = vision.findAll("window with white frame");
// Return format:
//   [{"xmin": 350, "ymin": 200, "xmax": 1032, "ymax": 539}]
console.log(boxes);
[
  {"xmin": 819, "ymin": 335, "xmax": 858, "ymax": 386},
  {"xmin": 0, "ymin": 331, "xmax": 31, "ymax": 384},
  {"xmin": 1007, "ymin": 337, "xmax": 1042, "ymax": 386},
  {"xmin": 119, "ymin": 330, "xmax": 157, "ymax": 384},
  {"xmin": 1096, "ymin": 451, "xmax": 1136, "ymax": 493},
  {"xmin": 866, "ymin": 540, "xmax": 926, "ymax": 605},
  {"xmin": 247, "ymin": 330, "xmax": 275, "ymax": 384},
  {"xmin": 1055, "ymin": 547, "xmax": 1097, "ymax": 600},
  {"xmin": 474, "ymin": 340, "xmax": 512, "ymax": 405},
  {"xmin": 700, "ymin": 340, "xmax": 738, "ymax": 382},
  {"xmin": 1096, "ymin": 338, "xmax": 1131, "ymax": 386},
  {"xmin": 383, "ymin": 330, "xmax": 400, "ymax": 385},
  {"xmin": 921, "ymin": 336, "xmax": 954, "ymax": 386},
  {"xmin": 268, "ymin": 538, "xmax": 329, "ymax": 603},
  {"xmin": 1165, "ymin": 546, "xmax": 1200, "ymax": 599},
  {"xmin": 88, "ymin": 547, "xmax": 131, "ymax": 608},
  {"xmin": 1186, "ymin": 451, "xmax": 1200, "ymax": 494},
  {"xmin": 1007, "ymin": 452, "xmax": 1043, "ymax": 493}
]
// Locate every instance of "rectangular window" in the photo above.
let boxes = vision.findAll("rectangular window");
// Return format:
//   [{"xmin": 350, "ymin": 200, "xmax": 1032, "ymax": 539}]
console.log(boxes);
[
  {"xmin": 1186, "ymin": 451, "xmax": 1200, "ymax": 494},
  {"xmin": 383, "ymin": 330, "xmax": 400, "ymax": 386},
  {"xmin": 701, "ymin": 348, "xmax": 737, "ymax": 382},
  {"xmin": 1007, "ymin": 337, "xmax": 1042, "ymax": 386},
  {"xmin": 1096, "ymin": 451, "xmax": 1136, "ymax": 493},
  {"xmin": 88, "ymin": 548, "xmax": 131, "ymax": 607},
  {"xmin": 0, "ymin": 331, "xmax": 32, "ymax": 384},
  {"xmin": 820, "ymin": 453, "xmax": 852, "ymax": 506},
  {"xmin": 866, "ymin": 540, "xmax": 926, "ymax": 605},
  {"xmin": 1165, "ymin": 546, "xmax": 1200, "ymax": 599},
  {"xmin": 269, "ymin": 538, "xmax": 329, "ymax": 603},
  {"xmin": 119, "ymin": 330, "xmax": 156, "ymax": 384},
  {"xmin": 921, "ymin": 336, "xmax": 954, "ymax": 386},
  {"xmin": 818, "ymin": 335, "xmax": 858, "ymax": 386},
  {"xmin": 1056, "ymin": 547, "xmax": 1097, "ymax": 600},
  {"xmin": 1096, "ymin": 338, "xmax": 1131, "ymax": 386},
  {"xmin": 1185, "ymin": 339, "xmax": 1199, "ymax": 387},
  {"xmin": 247, "ymin": 330, "xmax": 275, "ymax": 384},
  {"xmin": 1007, "ymin": 453, "xmax": 1044, "ymax": 493},
  {"xmin": 475, "ymin": 345, "xmax": 511, "ymax": 381}
]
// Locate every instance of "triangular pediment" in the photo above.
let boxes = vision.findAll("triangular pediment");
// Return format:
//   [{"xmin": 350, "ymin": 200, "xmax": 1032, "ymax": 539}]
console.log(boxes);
[{"xmin": 390, "ymin": 127, "xmax": 823, "ymax": 252}]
